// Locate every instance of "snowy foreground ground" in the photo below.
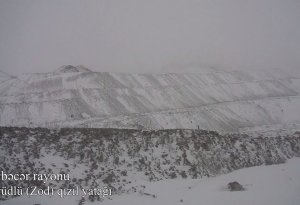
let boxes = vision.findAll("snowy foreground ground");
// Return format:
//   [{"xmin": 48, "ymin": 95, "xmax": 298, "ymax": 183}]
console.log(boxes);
[{"xmin": 3, "ymin": 158, "xmax": 300, "ymax": 205}]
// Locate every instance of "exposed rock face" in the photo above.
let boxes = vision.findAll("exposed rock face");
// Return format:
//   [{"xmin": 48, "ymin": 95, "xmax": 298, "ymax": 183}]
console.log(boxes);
[{"xmin": 0, "ymin": 127, "xmax": 299, "ymax": 201}]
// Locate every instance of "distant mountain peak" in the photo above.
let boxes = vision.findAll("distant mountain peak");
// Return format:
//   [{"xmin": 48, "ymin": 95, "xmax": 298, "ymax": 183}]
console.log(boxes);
[{"xmin": 55, "ymin": 65, "xmax": 92, "ymax": 73}]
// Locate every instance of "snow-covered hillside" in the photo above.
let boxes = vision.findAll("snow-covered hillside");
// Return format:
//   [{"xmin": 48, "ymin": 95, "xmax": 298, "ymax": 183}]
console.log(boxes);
[
  {"xmin": 4, "ymin": 158, "xmax": 300, "ymax": 205},
  {"xmin": 3, "ymin": 158, "xmax": 300, "ymax": 205},
  {"xmin": 97, "ymin": 158, "xmax": 300, "ymax": 205},
  {"xmin": 1, "ymin": 127, "xmax": 299, "ymax": 203},
  {"xmin": 0, "ymin": 66, "xmax": 300, "ymax": 135},
  {"xmin": 0, "ymin": 128, "xmax": 299, "ymax": 197}
]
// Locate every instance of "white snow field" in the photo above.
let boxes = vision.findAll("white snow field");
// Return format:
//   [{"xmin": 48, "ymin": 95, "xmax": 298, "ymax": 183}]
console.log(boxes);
[
  {"xmin": 0, "ymin": 65, "xmax": 300, "ymax": 136},
  {"xmin": 3, "ymin": 158, "xmax": 300, "ymax": 205},
  {"xmin": 100, "ymin": 158, "xmax": 300, "ymax": 205}
]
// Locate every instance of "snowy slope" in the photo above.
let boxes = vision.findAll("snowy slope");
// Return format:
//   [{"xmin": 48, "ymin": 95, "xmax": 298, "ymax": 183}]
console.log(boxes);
[
  {"xmin": 0, "ymin": 71, "xmax": 14, "ymax": 85},
  {"xmin": 0, "ymin": 66, "xmax": 300, "ymax": 135},
  {"xmin": 99, "ymin": 158, "xmax": 300, "ymax": 205},
  {"xmin": 3, "ymin": 158, "xmax": 300, "ymax": 205},
  {"xmin": 1, "ymin": 127, "xmax": 299, "ymax": 202}
]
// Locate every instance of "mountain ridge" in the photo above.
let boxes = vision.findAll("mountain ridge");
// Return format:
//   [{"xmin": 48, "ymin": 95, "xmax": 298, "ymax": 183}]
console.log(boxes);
[{"xmin": 0, "ymin": 66, "xmax": 299, "ymax": 136}]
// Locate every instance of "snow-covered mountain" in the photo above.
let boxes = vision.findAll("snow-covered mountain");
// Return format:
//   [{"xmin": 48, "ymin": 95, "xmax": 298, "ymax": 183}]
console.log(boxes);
[{"xmin": 0, "ymin": 66, "xmax": 299, "ymax": 135}]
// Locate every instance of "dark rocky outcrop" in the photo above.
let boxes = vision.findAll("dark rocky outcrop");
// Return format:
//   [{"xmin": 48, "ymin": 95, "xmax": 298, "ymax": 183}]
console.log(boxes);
[
  {"xmin": 0, "ymin": 127, "xmax": 299, "ymax": 201},
  {"xmin": 227, "ymin": 181, "xmax": 244, "ymax": 191}
]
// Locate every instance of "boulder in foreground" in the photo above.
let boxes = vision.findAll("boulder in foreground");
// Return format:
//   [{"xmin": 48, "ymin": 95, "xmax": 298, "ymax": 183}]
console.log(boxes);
[{"xmin": 227, "ymin": 181, "xmax": 245, "ymax": 191}]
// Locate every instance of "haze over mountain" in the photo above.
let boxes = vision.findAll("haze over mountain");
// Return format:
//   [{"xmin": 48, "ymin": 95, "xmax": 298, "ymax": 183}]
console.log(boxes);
[
  {"xmin": 0, "ymin": 65, "xmax": 299, "ymax": 136},
  {"xmin": 1, "ymin": 0, "xmax": 300, "ymax": 76}
]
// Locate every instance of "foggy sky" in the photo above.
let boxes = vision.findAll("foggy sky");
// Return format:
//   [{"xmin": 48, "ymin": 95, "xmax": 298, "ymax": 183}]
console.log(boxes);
[{"xmin": 0, "ymin": 0, "xmax": 299, "ymax": 75}]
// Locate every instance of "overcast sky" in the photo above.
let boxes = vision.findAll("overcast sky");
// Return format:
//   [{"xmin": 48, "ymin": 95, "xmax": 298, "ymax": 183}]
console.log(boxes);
[{"xmin": 0, "ymin": 0, "xmax": 299, "ymax": 75}]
